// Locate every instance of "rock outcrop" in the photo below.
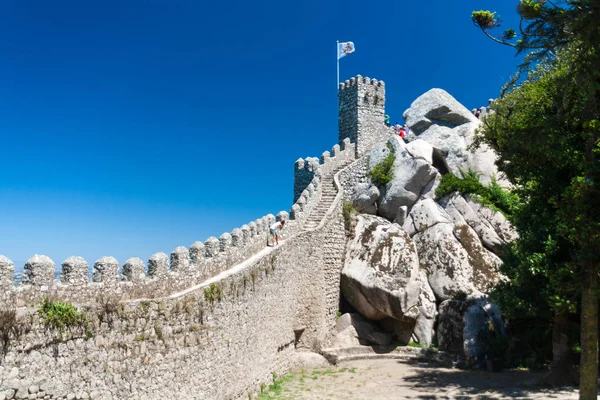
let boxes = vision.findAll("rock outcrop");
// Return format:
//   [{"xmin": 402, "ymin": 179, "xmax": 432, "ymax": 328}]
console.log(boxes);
[
  {"xmin": 403, "ymin": 88, "xmax": 502, "ymax": 185},
  {"xmin": 341, "ymin": 215, "xmax": 421, "ymax": 322},
  {"xmin": 339, "ymin": 87, "xmax": 514, "ymax": 358}
]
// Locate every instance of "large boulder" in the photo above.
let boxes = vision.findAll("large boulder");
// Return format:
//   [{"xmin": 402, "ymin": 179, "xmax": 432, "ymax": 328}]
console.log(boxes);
[
  {"xmin": 341, "ymin": 215, "xmax": 421, "ymax": 321},
  {"xmin": 440, "ymin": 193, "xmax": 507, "ymax": 255},
  {"xmin": 437, "ymin": 297, "xmax": 506, "ymax": 364},
  {"xmin": 369, "ymin": 136, "xmax": 437, "ymax": 221},
  {"xmin": 406, "ymin": 198, "xmax": 452, "ymax": 234},
  {"xmin": 437, "ymin": 300, "xmax": 468, "ymax": 353},
  {"xmin": 403, "ymin": 88, "xmax": 478, "ymax": 135},
  {"xmin": 412, "ymin": 223, "xmax": 480, "ymax": 301},
  {"xmin": 352, "ymin": 183, "xmax": 379, "ymax": 215},
  {"xmin": 331, "ymin": 313, "xmax": 393, "ymax": 348},
  {"xmin": 412, "ymin": 271, "xmax": 437, "ymax": 347},
  {"xmin": 403, "ymin": 89, "xmax": 503, "ymax": 185}
]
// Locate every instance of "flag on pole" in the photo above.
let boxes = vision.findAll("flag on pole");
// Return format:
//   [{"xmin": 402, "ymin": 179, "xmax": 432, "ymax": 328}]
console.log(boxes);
[{"xmin": 337, "ymin": 41, "xmax": 355, "ymax": 60}]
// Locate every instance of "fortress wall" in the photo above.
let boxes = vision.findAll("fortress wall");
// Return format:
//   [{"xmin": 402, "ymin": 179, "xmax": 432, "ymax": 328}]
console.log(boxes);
[
  {"xmin": 0, "ymin": 212, "xmax": 284, "ymax": 307},
  {"xmin": 0, "ymin": 212, "xmax": 346, "ymax": 400},
  {"xmin": 0, "ymin": 74, "xmax": 384, "ymax": 400}
]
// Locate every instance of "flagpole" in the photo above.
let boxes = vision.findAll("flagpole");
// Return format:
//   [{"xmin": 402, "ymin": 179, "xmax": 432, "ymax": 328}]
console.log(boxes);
[{"xmin": 336, "ymin": 40, "xmax": 339, "ymax": 88}]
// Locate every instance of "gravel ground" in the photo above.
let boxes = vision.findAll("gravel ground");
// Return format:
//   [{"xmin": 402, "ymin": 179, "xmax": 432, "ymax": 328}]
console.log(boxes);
[{"xmin": 256, "ymin": 358, "xmax": 581, "ymax": 399}]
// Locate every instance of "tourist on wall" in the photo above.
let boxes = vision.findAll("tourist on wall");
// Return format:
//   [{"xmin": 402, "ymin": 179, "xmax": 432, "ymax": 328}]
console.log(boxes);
[
  {"xmin": 384, "ymin": 114, "xmax": 391, "ymax": 127},
  {"xmin": 268, "ymin": 220, "xmax": 285, "ymax": 246}
]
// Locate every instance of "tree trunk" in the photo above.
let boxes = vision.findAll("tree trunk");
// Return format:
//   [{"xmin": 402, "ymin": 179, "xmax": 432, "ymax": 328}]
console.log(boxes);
[
  {"xmin": 580, "ymin": 266, "xmax": 598, "ymax": 399},
  {"xmin": 544, "ymin": 311, "xmax": 578, "ymax": 386}
]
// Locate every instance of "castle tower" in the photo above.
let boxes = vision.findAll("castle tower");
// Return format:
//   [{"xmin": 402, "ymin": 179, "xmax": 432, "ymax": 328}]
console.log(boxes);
[{"xmin": 338, "ymin": 75, "xmax": 388, "ymax": 157}]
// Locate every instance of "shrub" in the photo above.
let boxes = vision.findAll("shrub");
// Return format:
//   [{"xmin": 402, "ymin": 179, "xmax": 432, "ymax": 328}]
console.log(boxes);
[
  {"xmin": 38, "ymin": 298, "xmax": 89, "ymax": 335},
  {"xmin": 369, "ymin": 149, "xmax": 395, "ymax": 186},
  {"xmin": 435, "ymin": 169, "xmax": 520, "ymax": 218}
]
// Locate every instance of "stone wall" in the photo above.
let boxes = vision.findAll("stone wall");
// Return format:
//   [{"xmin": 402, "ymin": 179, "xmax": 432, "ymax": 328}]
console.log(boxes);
[
  {"xmin": 0, "ymin": 205, "xmax": 348, "ymax": 400},
  {"xmin": 0, "ymin": 74, "xmax": 388, "ymax": 400}
]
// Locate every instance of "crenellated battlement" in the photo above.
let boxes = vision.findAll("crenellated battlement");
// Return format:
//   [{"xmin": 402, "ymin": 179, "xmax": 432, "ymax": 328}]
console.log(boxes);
[
  {"xmin": 338, "ymin": 75, "xmax": 385, "ymax": 91},
  {"xmin": 0, "ymin": 209, "xmax": 289, "ymax": 306}
]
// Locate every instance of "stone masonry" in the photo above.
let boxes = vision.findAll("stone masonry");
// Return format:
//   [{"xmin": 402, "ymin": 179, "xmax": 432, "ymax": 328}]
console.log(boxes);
[{"xmin": 0, "ymin": 75, "xmax": 391, "ymax": 400}]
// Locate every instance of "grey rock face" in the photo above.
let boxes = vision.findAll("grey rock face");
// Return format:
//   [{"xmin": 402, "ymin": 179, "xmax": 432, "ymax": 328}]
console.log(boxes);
[
  {"xmin": 147, "ymin": 252, "xmax": 169, "ymax": 277},
  {"xmin": 407, "ymin": 198, "xmax": 452, "ymax": 234},
  {"xmin": 412, "ymin": 271, "xmax": 437, "ymax": 347},
  {"xmin": 92, "ymin": 256, "xmax": 119, "ymax": 284},
  {"xmin": 369, "ymin": 137, "xmax": 437, "ymax": 221},
  {"xmin": 403, "ymin": 88, "xmax": 503, "ymax": 185},
  {"xmin": 332, "ymin": 313, "xmax": 393, "ymax": 347},
  {"xmin": 403, "ymin": 88, "xmax": 478, "ymax": 135},
  {"xmin": 341, "ymin": 215, "xmax": 421, "ymax": 321},
  {"xmin": 412, "ymin": 223, "xmax": 479, "ymax": 301},
  {"xmin": 437, "ymin": 297, "xmax": 506, "ymax": 362},
  {"xmin": 440, "ymin": 193, "xmax": 508, "ymax": 255},
  {"xmin": 437, "ymin": 300, "xmax": 469, "ymax": 353},
  {"xmin": 351, "ymin": 183, "xmax": 379, "ymax": 215}
]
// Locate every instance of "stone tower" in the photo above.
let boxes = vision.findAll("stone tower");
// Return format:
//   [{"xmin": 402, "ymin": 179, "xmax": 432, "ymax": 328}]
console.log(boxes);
[{"xmin": 338, "ymin": 75, "xmax": 388, "ymax": 157}]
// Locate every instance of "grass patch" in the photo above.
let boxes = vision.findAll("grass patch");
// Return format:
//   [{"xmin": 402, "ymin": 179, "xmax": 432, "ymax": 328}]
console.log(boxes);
[
  {"xmin": 435, "ymin": 168, "xmax": 519, "ymax": 217},
  {"xmin": 408, "ymin": 341, "xmax": 423, "ymax": 348},
  {"xmin": 369, "ymin": 147, "xmax": 395, "ymax": 186}
]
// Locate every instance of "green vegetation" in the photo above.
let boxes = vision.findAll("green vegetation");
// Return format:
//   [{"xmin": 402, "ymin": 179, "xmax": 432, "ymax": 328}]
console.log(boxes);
[
  {"xmin": 472, "ymin": 1, "xmax": 600, "ymax": 394},
  {"xmin": 204, "ymin": 282, "xmax": 223, "ymax": 304},
  {"xmin": 435, "ymin": 169, "xmax": 520, "ymax": 218},
  {"xmin": 37, "ymin": 298, "xmax": 90, "ymax": 337},
  {"xmin": 407, "ymin": 341, "xmax": 422, "ymax": 349},
  {"xmin": 342, "ymin": 200, "xmax": 357, "ymax": 235},
  {"xmin": 368, "ymin": 148, "xmax": 395, "ymax": 186}
]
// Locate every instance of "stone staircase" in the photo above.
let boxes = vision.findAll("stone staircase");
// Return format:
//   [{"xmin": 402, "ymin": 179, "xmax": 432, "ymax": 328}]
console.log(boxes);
[{"xmin": 302, "ymin": 163, "xmax": 349, "ymax": 231}]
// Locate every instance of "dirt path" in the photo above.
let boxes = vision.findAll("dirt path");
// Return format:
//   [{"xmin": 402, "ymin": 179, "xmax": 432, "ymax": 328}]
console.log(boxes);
[{"xmin": 257, "ymin": 358, "xmax": 580, "ymax": 399}]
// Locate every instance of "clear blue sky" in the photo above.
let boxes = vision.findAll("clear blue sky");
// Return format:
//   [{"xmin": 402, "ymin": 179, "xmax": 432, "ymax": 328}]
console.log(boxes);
[{"xmin": 0, "ymin": 1, "xmax": 522, "ymax": 270}]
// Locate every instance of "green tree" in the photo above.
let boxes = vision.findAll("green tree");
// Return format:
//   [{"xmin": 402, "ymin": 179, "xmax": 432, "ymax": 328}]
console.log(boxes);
[{"xmin": 472, "ymin": 1, "xmax": 600, "ymax": 397}]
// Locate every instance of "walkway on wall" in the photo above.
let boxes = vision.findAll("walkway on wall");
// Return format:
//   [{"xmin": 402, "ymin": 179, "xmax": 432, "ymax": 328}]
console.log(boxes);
[
  {"xmin": 302, "ymin": 162, "xmax": 349, "ymax": 231},
  {"xmin": 130, "ymin": 157, "xmax": 353, "ymax": 304}
]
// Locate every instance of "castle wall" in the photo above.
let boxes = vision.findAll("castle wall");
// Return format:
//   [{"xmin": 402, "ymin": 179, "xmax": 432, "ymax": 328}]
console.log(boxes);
[
  {"xmin": 0, "ymin": 74, "xmax": 385, "ymax": 400},
  {"xmin": 0, "ymin": 209, "xmax": 347, "ymax": 399}
]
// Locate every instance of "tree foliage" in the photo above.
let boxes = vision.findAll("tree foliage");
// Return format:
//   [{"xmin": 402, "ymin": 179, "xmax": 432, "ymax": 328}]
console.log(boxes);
[{"xmin": 472, "ymin": 1, "xmax": 600, "ymax": 394}]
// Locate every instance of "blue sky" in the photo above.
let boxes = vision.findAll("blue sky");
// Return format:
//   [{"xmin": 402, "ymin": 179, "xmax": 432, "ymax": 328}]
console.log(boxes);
[{"xmin": 0, "ymin": 1, "xmax": 522, "ymax": 270}]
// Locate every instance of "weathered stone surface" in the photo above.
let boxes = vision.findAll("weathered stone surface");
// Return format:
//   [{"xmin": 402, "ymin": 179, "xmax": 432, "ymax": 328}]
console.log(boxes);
[
  {"xmin": 464, "ymin": 297, "xmax": 506, "ymax": 363},
  {"xmin": 332, "ymin": 313, "xmax": 392, "ymax": 347},
  {"xmin": 23, "ymin": 255, "xmax": 55, "ymax": 287},
  {"xmin": 122, "ymin": 257, "xmax": 145, "ymax": 282},
  {"xmin": 437, "ymin": 297, "xmax": 506, "ymax": 362},
  {"xmin": 341, "ymin": 215, "xmax": 421, "ymax": 321},
  {"xmin": 351, "ymin": 183, "xmax": 379, "ymax": 215},
  {"xmin": 92, "ymin": 256, "xmax": 119, "ymax": 284},
  {"xmin": 374, "ymin": 137, "xmax": 438, "ymax": 220},
  {"xmin": 412, "ymin": 271, "xmax": 437, "ymax": 347},
  {"xmin": 440, "ymin": 193, "xmax": 506, "ymax": 254},
  {"xmin": 61, "ymin": 256, "xmax": 88, "ymax": 286},
  {"xmin": 394, "ymin": 205, "xmax": 408, "ymax": 226},
  {"xmin": 412, "ymin": 223, "xmax": 479, "ymax": 301},
  {"xmin": 452, "ymin": 224, "xmax": 502, "ymax": 293},
  {"xmin": 403, "ymin": 88, "xmax": 478, "ymax": 135},
  {"xmin": 0, "ymin": 255, "xmax": 14, "ymax": 288},
  {"xmin": 437, "ymin": 300, "xmax": 468, "ymax": 353},
  {"xmin": 464, "ymin": 194, "xmax": 518, "ymax": 243},
  {"xmin": 147, "ymin": 252, "xmax": 169, "ymax": 277},
  {"xmin": 404, "ymin": 139, "xmax": 434, "ymax": 164},
  {"xmin": 408, "ymin": 198, "xmax": 452, "ymax": 234},
  {"xmin": 290, "ymin": 352, "xmax": 330, "ymax": 369}
]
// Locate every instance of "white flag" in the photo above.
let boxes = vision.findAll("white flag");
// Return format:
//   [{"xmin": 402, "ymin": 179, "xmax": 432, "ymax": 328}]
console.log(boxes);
[{"xmin": 337, "ymin": 41, "xmax": 355, "ymax": 60}]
